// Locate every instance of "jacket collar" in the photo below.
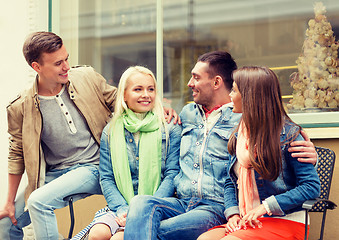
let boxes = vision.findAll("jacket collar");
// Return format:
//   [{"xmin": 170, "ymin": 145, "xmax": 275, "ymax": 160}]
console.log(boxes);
[
  {"xmin": 31, "ymin": 74, "xmax": 74, "ymax": 101},
  {"xmin": 32, "ymin": 75, "xmax": 39, "ymax": 97},
  {"xmin": 31, "ymin": 75, "xmax": 39, "ymax": 110}
]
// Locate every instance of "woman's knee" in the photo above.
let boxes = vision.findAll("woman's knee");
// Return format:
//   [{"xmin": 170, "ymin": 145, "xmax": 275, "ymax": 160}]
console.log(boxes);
[
  {"xmin": 110, "ymin": 231, "xmax": 124, "ymax": 240},
  {"xmin": 197, "ymin": 232, "xmax": 213, "ymax": 240},
  {"xmin": 197, "ymin": 228, "xmax": 226, "ymax": 240},
  {"xmin": 88, "ymin": 223, "xmax": 112, "ymax": 240}
]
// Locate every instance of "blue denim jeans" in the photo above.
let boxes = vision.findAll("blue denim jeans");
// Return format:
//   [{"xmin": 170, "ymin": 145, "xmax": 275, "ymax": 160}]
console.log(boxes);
[
  {"xmin": 0, "ymin": 163, "xmax": 102, "ymax": 240},
  {"xmin": 124, "ymin": 195, "xmax": 226, "ymax": 240},
  {"xmin": 0, "ymin": 190, "xmax": 30, "ymax": 240}
]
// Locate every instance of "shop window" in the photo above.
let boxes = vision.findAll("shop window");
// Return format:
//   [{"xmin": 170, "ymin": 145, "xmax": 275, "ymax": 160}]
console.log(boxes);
[{"xmin": 53, "ymin": 0, "xmax": 339, "ymax": 129}]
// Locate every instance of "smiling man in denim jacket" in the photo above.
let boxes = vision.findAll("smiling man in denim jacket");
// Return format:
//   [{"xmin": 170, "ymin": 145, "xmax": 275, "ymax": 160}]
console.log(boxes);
[{"xmin": 123, "ymin": 51, "xmax": 318, "ymax": 240}]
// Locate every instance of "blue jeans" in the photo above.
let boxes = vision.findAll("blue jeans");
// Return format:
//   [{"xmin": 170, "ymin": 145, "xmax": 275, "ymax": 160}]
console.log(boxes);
[
  {"xmin": 0, "ymin": 191, "xmax": 30, "ymax": 240},
  {"xmin": 0, "ymin": 163, "xmax": 102, "ymax": 240},
  {"xmin": 124, "ymin": 195, "xmax": 226, "ymax": 240}
]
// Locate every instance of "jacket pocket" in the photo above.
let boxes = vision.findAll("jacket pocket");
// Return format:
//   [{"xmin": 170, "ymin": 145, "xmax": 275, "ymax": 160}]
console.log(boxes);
[
  {"xmin": 206, "ymin": 128, "xmax": 231, "ymax": 159},
  {"xmin": 179, "ymin": 126, "xmax": 195, "ymax": 159}
]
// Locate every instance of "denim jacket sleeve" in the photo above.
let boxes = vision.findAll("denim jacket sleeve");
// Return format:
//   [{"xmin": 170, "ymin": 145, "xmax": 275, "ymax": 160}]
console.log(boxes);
[
  {"xmin": 153, "ymin": 121, "xmax": 182, "ymax": 198},
  {"xmin": 265, "ymin": 134, "xmax": 321, "ymax": 215},
  {"xmin": 224, "ymin": 155, "xmax": 240, "ymax": 220},
  {"xmin": 99, "ymin": 125, "xmax": 129, "ymax": 217}
]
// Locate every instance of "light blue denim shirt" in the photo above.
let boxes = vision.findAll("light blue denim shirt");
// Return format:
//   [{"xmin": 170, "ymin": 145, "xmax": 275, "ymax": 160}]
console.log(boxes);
[
  {"xmin": 224, "ymin": 120, "xmax": 321, "ymax": 220},
  {"xmin": 174, "ymin": 103, "xmax": 241, "ymax": 204},
  {"xmin": 99, "ymin": 120, "xmax": 182, "ymax": 217}
]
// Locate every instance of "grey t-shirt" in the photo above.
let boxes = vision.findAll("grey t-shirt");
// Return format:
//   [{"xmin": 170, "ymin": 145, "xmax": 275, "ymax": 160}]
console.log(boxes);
[{"xmin": 38, "ymin": 85, "xmax": 100, "ymax": 170}]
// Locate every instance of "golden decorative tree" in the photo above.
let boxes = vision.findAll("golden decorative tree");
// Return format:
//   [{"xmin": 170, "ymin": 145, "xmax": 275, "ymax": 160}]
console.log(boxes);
[{"xmin": 288, "ymin": 2, "xmax": 339, "ymax": 110}]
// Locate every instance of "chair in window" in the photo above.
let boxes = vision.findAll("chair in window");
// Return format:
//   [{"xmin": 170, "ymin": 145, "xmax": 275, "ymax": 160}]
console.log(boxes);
[{"xmin": 303, "ymin": 146, "xmax": 337, "ymax": 240}]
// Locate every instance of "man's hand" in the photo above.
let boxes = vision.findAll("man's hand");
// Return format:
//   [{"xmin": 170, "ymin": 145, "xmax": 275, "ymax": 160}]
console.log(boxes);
[
  {"xmin": 0, "ymin": 202, "xmax": 17, "ymax": 225},
  {"xmin": 163, "ymin": 107, "xmax": 181, "ymax": 124},
  {"xmin": 288, "ymin": 130, "xmax": 317, "ymax": 165}
]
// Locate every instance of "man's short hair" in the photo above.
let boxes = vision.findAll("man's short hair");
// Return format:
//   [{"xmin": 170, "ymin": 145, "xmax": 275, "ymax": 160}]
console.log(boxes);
[
  {"xmin": 23, "ymin": 31, "xmax": 63, "ymax": 66},
  {"xmin": 197, "ymin": 51, "xmax": 237, "ymax": 91}
]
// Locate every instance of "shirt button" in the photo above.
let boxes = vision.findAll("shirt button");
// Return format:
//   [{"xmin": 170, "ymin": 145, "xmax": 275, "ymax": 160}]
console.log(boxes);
[
  {"xmin": 69, "ymin": 121, "xmax": 72, "ymax": 124},
  {"xmin": 193, "ymin": 163, "xmax": 199, "ymax": 168},
  {"xmin": 191, "ymin": 180, "xmax": 197, "ymax": 184},
  {"xmin": 195, "ymin": 142, "xmax": 200, "ymax": 146},
  {"xmin": 198, "ymin": 125, "xmax": 203, "ymax": 128},
  {"xmin": 129, "ymin": 139, "xmax": 133, "ymax": 142},
  {"xmin": 136, "ymin": 157, "xmax": 139, "ymax": 160}
]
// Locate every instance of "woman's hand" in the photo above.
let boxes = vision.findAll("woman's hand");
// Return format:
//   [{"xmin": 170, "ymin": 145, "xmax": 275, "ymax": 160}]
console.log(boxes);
[
  {"xmin": 239, "ymin": 204, "xmax": 266, "ymax": 229},
  {"xmin": 225, "ymin": 214, "xmax": 241, "ymax": 233},
  {"xmin": 115, "ymin": 212, "xmax": 127, "ymax": 227}
]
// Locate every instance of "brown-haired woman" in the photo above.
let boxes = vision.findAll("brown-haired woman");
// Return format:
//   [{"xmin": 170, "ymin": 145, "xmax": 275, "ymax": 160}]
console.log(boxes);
[{"xmin": 198, "ymin": 66, "xmax": 320, "ymax": 240}]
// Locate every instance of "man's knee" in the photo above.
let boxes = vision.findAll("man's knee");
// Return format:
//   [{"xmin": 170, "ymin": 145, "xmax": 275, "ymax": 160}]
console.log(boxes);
[
  {"xmin": 129, "ymin": 195, "xmax": 158, "ymax": 212},
  {"xmin": 130, "ymin": 195, "xmax": 154, "ymax": 206},
  {"xmin": 26, "ymin": 189, "xmax": 44, "ymax": 211},
  {"xmin": 26, "ymin": 192, "xmax": 37, "ymax": 211},
  {"xmin": 128, "ymin": 195, "xmax": 155, "ymax": 218}
]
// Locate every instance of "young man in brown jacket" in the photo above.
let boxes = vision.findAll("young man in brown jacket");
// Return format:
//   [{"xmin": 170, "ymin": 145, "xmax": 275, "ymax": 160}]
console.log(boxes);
[{"xmin": 0, "ymin": 31, "xmax": 177, "ymax": 240}]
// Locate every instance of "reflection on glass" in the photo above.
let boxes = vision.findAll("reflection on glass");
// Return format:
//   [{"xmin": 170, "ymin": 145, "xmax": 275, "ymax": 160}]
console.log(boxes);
[
  {"xmin": 78, "ymin": 0, "xmax": 157, "ymax": 88},
  {"xmin": 58, "ymin": 0, "xmax": 339, "ymax": 114},
  {"xmin": 162, "ymin": 0, "xmax": 339, "ymax": 113},
  {"xmin": 288, "ymin": 2, "xmax": 339, "ymax": 112}
]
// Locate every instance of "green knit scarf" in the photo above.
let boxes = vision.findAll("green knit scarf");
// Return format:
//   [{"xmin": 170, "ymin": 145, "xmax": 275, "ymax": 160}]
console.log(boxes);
[{"xmin": 110, "ymin": 109, "xmax": 162, "ymax": 204}]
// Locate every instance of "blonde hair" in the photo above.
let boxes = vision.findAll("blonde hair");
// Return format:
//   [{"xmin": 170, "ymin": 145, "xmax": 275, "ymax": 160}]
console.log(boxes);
[{"xmin": 111, "ymin": 66, "xmax": 166, "ymax": 127}]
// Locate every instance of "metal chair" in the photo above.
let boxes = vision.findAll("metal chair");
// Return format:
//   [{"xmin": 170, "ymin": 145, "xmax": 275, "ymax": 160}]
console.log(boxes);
[
  {"xmin": 303, "ymin": 146, "xmax": 337, "ymax": 240},
  {"xmin": 63, "ymin": 197, "xmax": 75, "ymax": 240}
]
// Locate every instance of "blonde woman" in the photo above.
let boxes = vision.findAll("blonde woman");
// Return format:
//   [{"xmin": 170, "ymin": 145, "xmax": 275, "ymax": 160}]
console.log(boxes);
[{"xmin": 88, "ymin": 66, "xmax": 181, "ymax": 240}]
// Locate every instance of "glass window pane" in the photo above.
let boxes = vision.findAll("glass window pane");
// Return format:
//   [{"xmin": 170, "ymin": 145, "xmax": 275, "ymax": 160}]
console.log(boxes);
[
  {"xmin": 163, "ymin": 0, "xmax": 339, "ymax": 115},
  {"xmin": 56, "ymin": 0, "xmax": 339, "ymax": 122},
  {"xmin": 77, "ymin": 0, "xmax": 157, "ymax": 87}
]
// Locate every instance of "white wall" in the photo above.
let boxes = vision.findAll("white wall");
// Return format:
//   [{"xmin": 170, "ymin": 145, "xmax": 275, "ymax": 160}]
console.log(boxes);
[{"xmin": 0, "ymin": 0, "xmax": 48, "ymax": 206}]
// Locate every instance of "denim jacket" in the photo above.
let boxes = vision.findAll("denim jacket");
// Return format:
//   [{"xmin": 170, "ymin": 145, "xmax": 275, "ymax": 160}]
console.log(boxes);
[
  {"xmin": 99, "ymin": 119, "xmax": 181, "ymax": 217},
  {"xmin": 174, "ymin": 103, "xmax": 241, "ymax": 204},
  {"xmin": 224, "ymin": 120, "xmax": 321, "ymax": 220}
]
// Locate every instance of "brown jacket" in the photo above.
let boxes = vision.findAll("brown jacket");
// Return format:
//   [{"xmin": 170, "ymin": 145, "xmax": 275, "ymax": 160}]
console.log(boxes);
[{"xmin": 7, "ymin": 66, "xmax": 117, "ymax": 201}]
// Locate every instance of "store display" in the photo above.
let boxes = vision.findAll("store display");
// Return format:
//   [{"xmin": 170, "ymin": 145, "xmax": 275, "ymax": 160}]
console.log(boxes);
[{"xmin": 288, "ymin": 2, "xmax": 339, "ymax": 111}]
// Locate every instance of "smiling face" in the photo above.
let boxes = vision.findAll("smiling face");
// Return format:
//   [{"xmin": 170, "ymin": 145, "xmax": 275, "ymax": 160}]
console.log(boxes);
[
  {"xmin": 34, "ymin": 44, "xmax": 70, "ymax": 87},
  {"xmin": 124, "ymin": 72, "xmax": 156, "ymax": 113},
  {"xmin": 229, "ymin": 82, "xmax": 242, "ymax": 113},
  {"xmin": 187, "ymin": 61, "xmax": 215, "ymax": 110}
]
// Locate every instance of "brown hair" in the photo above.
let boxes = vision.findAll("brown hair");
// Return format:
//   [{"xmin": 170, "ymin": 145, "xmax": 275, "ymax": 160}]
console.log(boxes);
[
  {"xmin": 22, "ymin": 31, "xmax": 63, "ymax": 66},
  {"xmin": 197, "ymin": 51, "xmax": 237, "ymax": 91},
  {"xmin": 228, "ymin": 66, "xmax": 300, "ymax": 180}
]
